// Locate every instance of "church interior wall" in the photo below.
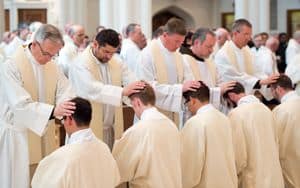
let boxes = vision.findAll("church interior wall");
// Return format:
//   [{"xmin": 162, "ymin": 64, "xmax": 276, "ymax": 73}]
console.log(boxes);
[{"xmin": 277, "ymin": 0, "xmax": 300, "ymax": 33}]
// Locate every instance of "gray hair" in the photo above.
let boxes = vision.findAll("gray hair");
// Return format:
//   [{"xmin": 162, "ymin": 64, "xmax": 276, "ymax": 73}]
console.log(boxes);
[
  {"xmin": 192, "ymin": 28, "xmax": 215, "ymax": 45},
  {"xmin": 232, "ymin": 19, "xmax": 252, "ymax": 32},
  {"xmin": 126, "ymin": 23, "xmax": 139, "ymax": 36},
  {"xmin": 34, "ymin": 24, "xmax": 64, "ymax": 45}
]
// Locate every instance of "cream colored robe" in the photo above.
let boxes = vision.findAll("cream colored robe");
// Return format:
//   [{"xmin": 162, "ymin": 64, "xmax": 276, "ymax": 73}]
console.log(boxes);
[
  {"xmin": 69, "ymin": 46, "xmax": 136, "ymax": 148},
  {"xmin": 32, "ymin": 128, "xmax": 120, "ymax": 188},
  {"xmin": 272, "ymin": 91, "xmax": 300, "ymax": 188},
  {"xmin": 228, "ymin": 95, "xmax": 284, "ymax": 188},
  {"xmin": 0, "ymin": 45, "xmax": 74, "ymax": 188},
  {"xmin": 180, "ymin": 104, "xmax": 237, "ymax": 188},
  {"xmin": 136, "ymin": 38, "xmax": 193, "ymax": 125},
  {"xmin": 112, "ymin": 107, "xmax": 182, "ymax": 188}
]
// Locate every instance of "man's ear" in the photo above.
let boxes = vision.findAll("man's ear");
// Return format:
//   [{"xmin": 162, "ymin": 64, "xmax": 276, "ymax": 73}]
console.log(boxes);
[
  {"xmin": 227, "ymin": 92, "xmax": 235, "ymax": 101},
  {"xmin": 190, "ymin": 97, "xmax": 197, "ymax": 106}
]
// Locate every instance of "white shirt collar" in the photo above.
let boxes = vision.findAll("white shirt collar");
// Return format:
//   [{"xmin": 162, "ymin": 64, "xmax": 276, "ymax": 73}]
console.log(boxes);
[
  {"xmin": 65, "ymin": 128, "xmax": 97, "ymax": 145},
  {"xmin": 281, "ymin": 91, "xmax": 300, "ymax": 103},
  {"xmin": 196, "ymin": 103, "xmax": 215, "ymax": 115},
  {"xmin": 140, "ymin": 107, "xmax": 164, "ymax": 121},
  {"xmin": 237, "ymin": 95, "xmax": 260, "ymax": 106},
  {"xmin": 158, "ymin": 38, "xmax": 172, "ymax": 54},
  {"xmin": 229, "ymin": 40, "xmax": 243, "ymax": 51}
]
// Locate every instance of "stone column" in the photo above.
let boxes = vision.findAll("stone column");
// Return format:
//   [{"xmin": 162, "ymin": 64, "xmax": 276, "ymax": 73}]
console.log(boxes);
[
  {"xmin": 139, "ymin": 0, "xmax": 152, "ymax": 39},
  {"xmin": 99, "ymin": 0, "xmax": 114, "ymax": 29},
  {"xmin": 234, "ymin": 0, "xmax": 248, "ymax": 20},
  {"xmin": 248, "ymin": 0, "xmax": 259, "ymax": 34},
  {"xmin": 259, "ymin": 0, "xmax": 270, "ymax": 33}
]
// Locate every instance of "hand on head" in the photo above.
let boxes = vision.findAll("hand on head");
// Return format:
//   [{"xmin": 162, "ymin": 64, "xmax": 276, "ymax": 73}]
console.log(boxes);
[
  {"xmin": 182, "ymin": 80, "xmax": 201, "ymax": 92},
  {"xmin": 54, "ymin": 101, "xmax": 76, "ymax": 118},
  {"xmin": 122, "ymin": 81, "xmax": 147, "ymax": 96}
]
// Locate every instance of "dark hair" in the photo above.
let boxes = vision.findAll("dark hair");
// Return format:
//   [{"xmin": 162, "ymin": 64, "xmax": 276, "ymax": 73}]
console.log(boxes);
[
  {"xmin": 129, "ymin": 82, "xmax": 156, "ymax": 106},
  {"xmin": 192, "ymin": 28, "xmax": 215, "ymax": 45},
  {"xmin": 232, "ymin": 19, "xmax": 252, "ymax": 32},
  {"xmin": 69, "ymin": 97, "xmax": 92, "ymax": 127},
  {"xmin": 183, "ymin": 81, "xmax": 210, "ymax": 103},
  {"xmin": 223, "ymin": 82, "xmax": 245, "ymax": 99},
  {"xmin": 95, "ymin": 29, "xmax": 120, "ymax": 48},
  {"xmin": 163, "ymin": 17, "xmax": 187, "ymax": 36},
  {"xmin": 270, "ymin": 74, "xmax": 293, "ymax": 90}
]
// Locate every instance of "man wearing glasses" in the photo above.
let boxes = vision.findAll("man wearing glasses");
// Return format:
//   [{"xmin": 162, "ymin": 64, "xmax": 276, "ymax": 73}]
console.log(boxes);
[{"xmin": 0, "ymin": 24, "xmax": 75, "ymax": 188}]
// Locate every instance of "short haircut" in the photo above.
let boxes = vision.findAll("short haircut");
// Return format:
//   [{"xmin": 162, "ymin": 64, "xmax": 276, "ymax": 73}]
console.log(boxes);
[
  {"xmin": 34, "ymin": 24, "xmax": 64, "ymax": 46},
  {"xmin": 253, "ymin": 33, "xmax": 262, "ymax": 39},
  {"xmin": 232, "ymin": 19, "xmax": 252, "ymax": 32},
  {"xmin": 163, "ymin": 17, "xmax": 187, "ymax": 36},
  {"xmin": 126, "ymin": 23, "xmax": 139, "ymax": 36},
  {"xmin": 152, "ymin": 26, "xmax": 164, "ymax": 39},
  {"xmin": 191, "ymin": 28, "xmax": 215, "ymax": 45},
  {"xmin": 69, "ymin": 97, "xmax": 92, "ymax": 127},
  {"xmin": 223, "ymin": 82, "xmax": 245, "ymax": 98},
  {"xmin": 270, "ymin": 74, "xmax": 293, "ymax": 90},
  {"xmin": 129, "ymin": 82, "xmax": 156, "ymax": 106},
  {"xmin": 183, "ymin": 81, "xmax": 210, "ymax": 103},
  {"xmin": 95, "ymin": 29, "xmax": 120, "ymax": 48}
]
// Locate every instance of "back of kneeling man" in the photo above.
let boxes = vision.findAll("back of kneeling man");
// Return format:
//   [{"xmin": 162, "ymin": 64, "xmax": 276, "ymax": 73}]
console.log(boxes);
[
  {"xmin": 31, "ymin": 97, "xmax": 120, "ymax": 188},
  {"xmin": 112, "ymin": 82, "xmax": 182, "ymax": 188},
  {"xmin": 180, "ymin": 81, "xmax": 237, "ymax": 188}
]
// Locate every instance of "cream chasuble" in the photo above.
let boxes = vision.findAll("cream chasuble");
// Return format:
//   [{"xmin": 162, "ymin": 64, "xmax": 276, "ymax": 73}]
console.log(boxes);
[
  {"xmin": 273, "ymin": 91, "xmax": 300, "ymax": 188},
  {"xmin": 32, "ymin": 128, "xmax": 120, "ymax": 188},
  {"xmin": 181, "ymin": 104, "xmax": 237, "ymax": 188},
  {"xmin": 113, "ymin": 107, "xmax": 182, "ymax": 188},
  {"xmin": 228, "ymin": 95, "xmax": 284, "ymax": 188}
]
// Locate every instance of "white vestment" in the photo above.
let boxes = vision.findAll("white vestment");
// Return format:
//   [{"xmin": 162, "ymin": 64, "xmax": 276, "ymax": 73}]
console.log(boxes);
[
  {"xmin": 69, "ymin": 47, "xmax": 136, "ymax": 148},
  {"xmin": 180, "ymin": 104, "xmax": 237, "ymax": 188},
  {"xmin": 112, "ymin": 107, "xmax": 182, "ymax": 188},
  {"xmin": 182, "ymin": 55, "xmax": 222, "ymax": 109},
  {"xmin": 0, "ymin": 46, "xmax": 74, "ymax": 188},
  {"xmin": 136, "ymin": 38, "xmax": 193, "ymax": 113},
  {"xmin": 31, "ymin": 128, "xmax": 120, "ymax": 188},
  {"xmin": 228, "ymin": 95, "xmax": 284, "ymax": 188},
  {"xmin": 286, "ymin": 39, "xmax": 300, "ymax": 65},
  {"xmin": 4, "ymin": 36, "xmax": 25, "ymax": 58},
  {"xmin": 253, "ymin": 46, "xmax": 278, "ymax": 76},
  {"xmin": 57, "ymin": 41, "xmax": 79, "ymax": 77},
  {"xmin": 285, "ymin": 54, "xmax": 300, "ymax": 95},
  {"xmin": 272, "ymin": 91, "xmax": 300, "ymax": 188},
  {"xmin": 214, "ymin": 41, "xmax": 267, "ymax": 94},
  {"xmin": 120, "ymin": 38, "xmax": 141, "ymax": 73}
]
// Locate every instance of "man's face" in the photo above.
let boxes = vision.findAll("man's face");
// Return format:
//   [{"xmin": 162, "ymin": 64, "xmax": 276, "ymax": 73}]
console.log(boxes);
[
  {"xmin": 72, "ymin": 28, "xmax": 85, "ymax": 47},
  {"xmin": 270, "ymin": 86, "xmax": 280, "ymax": 101},
  {"xmin": 93, "ymin": 42, "xmax": 118, "ymax": 63},
  {"xmin": 233, "ymin": 25, "xmax": 252, "ymax": 48},
  {"xmin": 131, "ymin": 26, "xmax": 144, "ymax": 45},
  {"xmin": 163, "ymin": 33, "xmax": 185, "ymax": 52},
  {"xmin": 33, "ymin": 39, "xmax": 63, "ymax": 64},
  {"xmin": 253, "ymin": 35, "xmax": 263, "ymax": 48},
  {"xmin": 194, "ymin": 34, "xmax": 216, "ymax": 59}
]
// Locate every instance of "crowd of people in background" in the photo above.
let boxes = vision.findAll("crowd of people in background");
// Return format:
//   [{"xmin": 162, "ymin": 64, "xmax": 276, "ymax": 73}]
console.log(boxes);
[{"xmin": 0, "ymin": 17, "xmax": 299, "ymax": 188}]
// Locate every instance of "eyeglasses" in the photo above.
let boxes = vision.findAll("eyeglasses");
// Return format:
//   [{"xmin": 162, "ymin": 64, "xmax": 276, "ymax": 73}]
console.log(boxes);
[{"xmin": 36, "ymin": 42, "xmax": 59, "ymax": 60}]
